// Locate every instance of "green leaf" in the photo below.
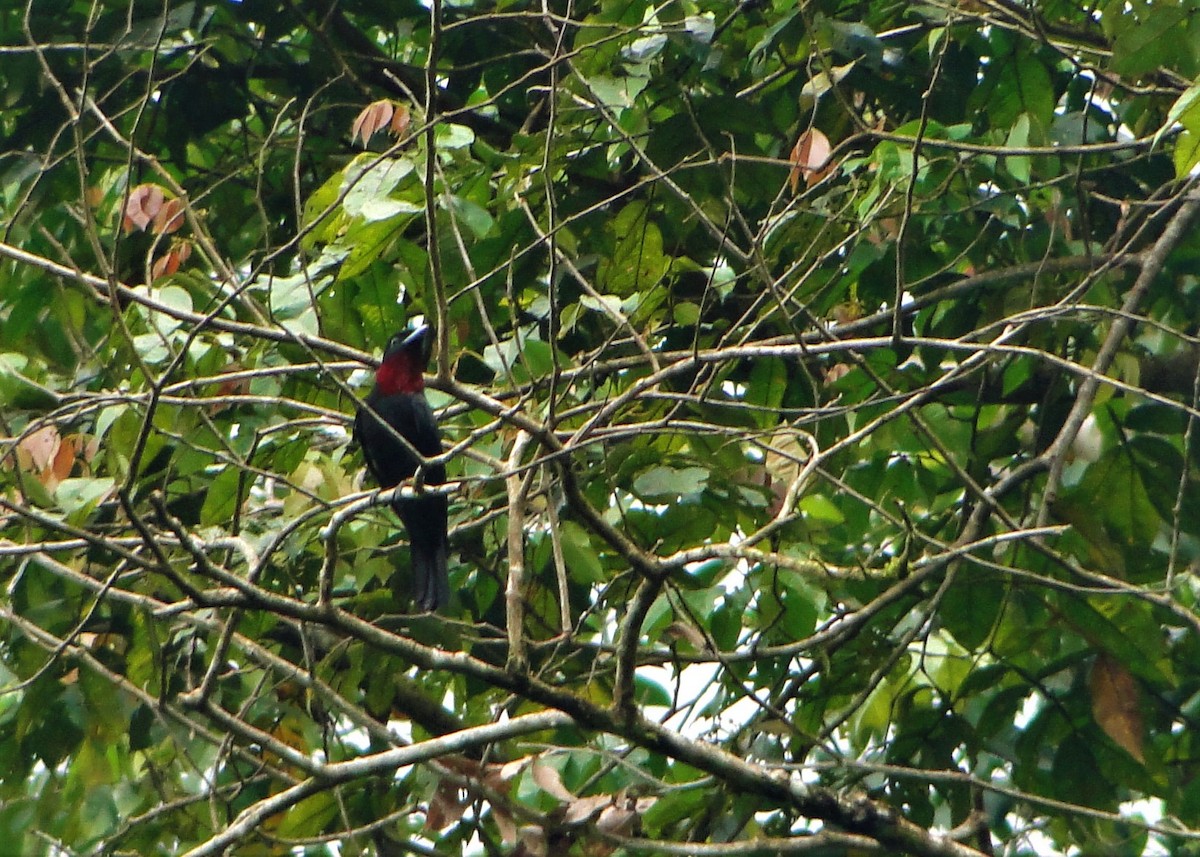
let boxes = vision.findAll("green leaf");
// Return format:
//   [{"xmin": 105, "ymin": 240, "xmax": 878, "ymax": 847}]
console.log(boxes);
[
  {"xmin": 446, "ymin": 194, "xmax": 494, "ymax": 238},
  {"xmin": 301, "ymin": 172, "xmax": 347, "ymax": 247},
  {"xmin": 341, "ymin": 155, "xmax": 417, "ymax": 221},
  {"xmin": 774, "ymin": 567, "xmax": 825, "ymax": 639},
  {"xmin": 798, "ymin": 494, "xmax": 845, "ymax": 526},
  {"xmin": 1156, "ymin": 80, "xmax": 1200, "ymax": 147},
  {"xmin": 1173, "ymin": 129, "xmax": 1200, "ymax": 179},
  {"xmin": 632, "ymin": 465, "xmax": 709, "ymax": 500},
  {"xmin": 1111, "ymin": 3, "xmax": 1189, "ymax": 77},
  {"xmin": 940, "ymin": 573, "xmax": 1004, "ymax": 651},
  {"xmin": 672, "ymin": 301, "xmax": 700, "ymax": 325},
  {"xmin": 982, "ymin": 51, "xmax": 1053, "ymax": 130},
  {"xmin": 634, "ymin": 674, "xmax": 671, "ymax": 706},
  {"xmin": 437, "ymin": 123, "xmax": 475, "ymax": 149},
  {"xmin": 1004, "ymin": 113, "xmax": 1031, "ymax": 183},
  {"xmin": 641, "ymin": 785, "xmax": 709, "ymax": 836},
  {"xmin": 274, "ymin": 790, "xmax": 338, "ymax": 840},
  {"xmin": 268, "ymin": 270, "xmax": 331, "ymax": 321},
  {"xmin": 55, "ymin": 478, "xmax": 114, "ymax": 517},
  {"xmin": 559, "ymin": 520, "xmax": 604, "ymax": 584},
  {"xmin": 599, "ymin": 202, "xmax": 669, "ymax": 295},
  {"xmin": 1057, "ymin": 596, "xmax": 1174, "ymax": 685},
  {"xmin": 200, "ymin": 465, "xmax": 242, "ymax": 526},
  {"xmin": 743, "ymin": 357, "xmax": 787, "ymax": 428},
  {"xmin": 519, "ymin": 337, "xmax": 555, "ymax": 377},
  {"xmin": 0, "ymin": 353, "xmax": 44, "ymax": 408}
]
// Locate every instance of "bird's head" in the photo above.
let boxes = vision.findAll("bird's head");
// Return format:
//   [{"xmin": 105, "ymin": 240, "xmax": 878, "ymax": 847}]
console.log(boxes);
[{"xmin": 376, "ymin": 326, "xmax": 432, "ymax": 394}]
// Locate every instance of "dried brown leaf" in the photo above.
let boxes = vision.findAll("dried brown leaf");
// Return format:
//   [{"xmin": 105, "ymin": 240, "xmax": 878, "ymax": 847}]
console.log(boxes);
[
  {"xmin": 47, "ymin": 433, "xmax": 77, "ymax": 488},
  {"xmin": 563, "ymin": 794, "xmax": 610, "ymax": 824},
  {"xmin": 517, "ymin": 825, "xmax": 547, "ymax": 857},
  {"xmin": 426, "ymin": 780, "xmax": 468, "ymax": 831},
  {"xmin": 831, "ymin": 301, "xmax": 863, "ymax": 325},
  {"xmin": 153, "ymin": 241, "xmax": 194, "ymax": 281},
  {"xmin": 390, "ymin": 103, "xmax": 412, "ymax": 139},
  {"xmin": 153, "ymin": 196, "xmax": 186, "ymax": 234},
  {"xmin": 498, "ymin": 756, "xmax": 530, "ymax": 782},
  {"xmin": 823, "ymin": 363, "xmax": 852, "ymax": 386},
  {"xmin": 531, "ymin": 760, "xmax": 575, "ymax": 802},
  {"xmin": 756, "ymin": 717, "xmax": 795, "ymax": 737},
  {"xmin": 1090, "ymin": 652, "xmax": 1145, "ymax": 763},
  {"xmin": 493, "ymin": 806, "xmax": 518, "ymax": 844},
  {"xmin": 352, "ymin": 100, "xmax": 395, "ymax": 147},
  {"xmin": 789, "ymin": 128, "xmax": 832, "ymax": 193},
  {"xmin": 755, "ymin": 427, "xmax": 814, "ymax": 514},
  {"xmin": 123, "ymin": 184, "xmax": 165, "ymax": 233},
  {"xmin": 17, "ymin": 425, "xmax": 60, "ymax": 478},
  {"xmin": 662, "ymin": 621, "xmax": 708, "ymax": 652},
  {"xmin": 595, "ymin": 804, "xmax": 637, "ymax": 837}
]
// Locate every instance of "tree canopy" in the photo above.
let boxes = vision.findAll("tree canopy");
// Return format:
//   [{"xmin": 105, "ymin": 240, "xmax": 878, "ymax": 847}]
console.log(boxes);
[{"xmin": 5, "ymin": 0, "xmax": 1200, "ymax": 854}]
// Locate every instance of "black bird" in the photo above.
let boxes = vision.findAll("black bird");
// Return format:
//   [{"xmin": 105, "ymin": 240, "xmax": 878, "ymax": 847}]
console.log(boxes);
[{"xmin": 353, "ymin": 327, "xmax": 449, "ymax": 611}]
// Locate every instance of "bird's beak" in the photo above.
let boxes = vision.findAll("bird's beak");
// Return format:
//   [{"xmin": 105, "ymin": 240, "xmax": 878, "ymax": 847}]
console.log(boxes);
[
  {"xmin": 403, "ymin": 325, "xmax": 433, "ymax": 366},
  {"xmin": 403, "ymin": 326, "xmax": 429, "ymax": 348}
]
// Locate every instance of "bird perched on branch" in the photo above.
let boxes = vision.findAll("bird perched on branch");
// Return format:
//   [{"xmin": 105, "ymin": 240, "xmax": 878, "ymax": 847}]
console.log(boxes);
[{"xmin": 354, "ymin": 326, "xmax": 449, "ymax": 611}]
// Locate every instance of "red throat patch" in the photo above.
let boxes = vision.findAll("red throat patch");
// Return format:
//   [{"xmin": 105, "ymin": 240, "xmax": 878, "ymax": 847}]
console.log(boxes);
[{"xmin": 376, "ymin": 349, "xmax": 425, "ymax": 395}]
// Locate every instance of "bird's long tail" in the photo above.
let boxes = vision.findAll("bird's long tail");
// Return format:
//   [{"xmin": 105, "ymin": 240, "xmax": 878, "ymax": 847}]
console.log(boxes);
[{"xmin": 397, "ymin": 494, "xmax": 450, "ymax": 611}]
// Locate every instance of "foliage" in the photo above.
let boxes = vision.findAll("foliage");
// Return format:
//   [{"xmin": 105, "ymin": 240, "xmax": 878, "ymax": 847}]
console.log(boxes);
[{"xmin": 4, "ymin": 0, "xmax": 1200, "ymax": 854}]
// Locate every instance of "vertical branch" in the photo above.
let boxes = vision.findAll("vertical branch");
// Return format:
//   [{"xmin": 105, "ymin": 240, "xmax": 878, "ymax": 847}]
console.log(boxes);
[
  {"xmin": 541, "ymin": 0, "xmax": 569, "ymax": 424},
  {"xmin": 424, "ymin": 0, "xmax": 450, "ymax": 378},
  {"xmin": 893, "ymin": 17, "xmax": 953, "ymax": 345},
  {"xmin": 1038, "ymin": 186, "xmax": 1200, "ymax": 522},
  {"xmin": 542, "ymin": 466, "xmax": 571, "ymax": 636},
  {"xmin": 506, "ymin": 430, "xmax": 533, "ymax": 672}
]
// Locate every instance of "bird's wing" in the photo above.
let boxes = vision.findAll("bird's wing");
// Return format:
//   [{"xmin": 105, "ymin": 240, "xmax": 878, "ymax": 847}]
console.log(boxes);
[{"xmin": 354, "ymin": 403, "xmax": 389, "ymax": 486}]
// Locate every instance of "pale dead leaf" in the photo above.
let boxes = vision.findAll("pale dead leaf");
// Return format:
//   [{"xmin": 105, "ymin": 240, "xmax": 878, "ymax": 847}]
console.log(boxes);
[
  {"xmin": 662, "ymin": 621, "xmax": 708, "ymax": 652},
  {"xmin": 831, "ymin": 300, "xmax": 863, "ymax": 325},
  {"xmin": 426, "ymin": 780, "xmax": 467, "ymax": 831},
  {"xmin": 1090, "ymin": 652, "xmax": 1145, "ymax": 763},
  {"xmin": 499, "ymin": 757, "xmax": 530, "ymax": 782},
  {"xmin": 756, "ymin": 717, "xmax": 795, "ymax": 737},
  {"xmin": 531, "ymin": 760, "xmax": 575, "ymax": 802},
  {"xmin": 78, "ymin": 631, "xmax": 127, "ymax": 655},
  {"xmin": 123, "ymin": 183, "xmax": 165, "ymax": 233},
  {"xmin": 18, "ymin": 425, "xmax": 60, "ymax": 473},
  {"xmin": 517, "ymin": 825, "xmax": 547, "ymax": 857},
  {"xmin": 152, "ymin": 196, "xmax": 186, "ymax": 234},
  {"xmin": 868, "ymin": 216, "xmax": 902, "ymax": 245},
  {"xmin": 352, "ymin": 100, "xmax": 395, "ymax": 147},
  {"xmin": 583, "ymin": 837, "xmax": 616, "ymax": 857},
  {"xmin": 152, "ymin": 242, "xmax": 192, "ymax": 280},
  {"xmin": 823, "ymin": 363, "xmax": 852, "ymax": 385},
  {"xmin": 563, "ymin": 794, "xmax": 610, "ymax": 824},
  {"xmin": 755, "ymin": 427, "xmax": 815, "ymax": 515},
  {"xmin": 789, "ymin": 128, "xmax": 832, "ymax": 193},
  {"xmin": 799, "ymin": 61, "xmax": 856, "ymax": 106},
  {"xmin": 480, "ymin": 761, "xmax": 511, "ymax": 794},
  {"xmin": 390, "ymin": 102, "xmax": 412, "ymax": 139},
  {"xmin": 493, "ymin": 807, "xmax": 518, "ymax": 844},
  {"xmin": 47, "ymin": 433, "xmax": 77, "ymax": 489},
  {"xmin": 595, "ymin": 804, "xmax": 637, "ymax": 837}
]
